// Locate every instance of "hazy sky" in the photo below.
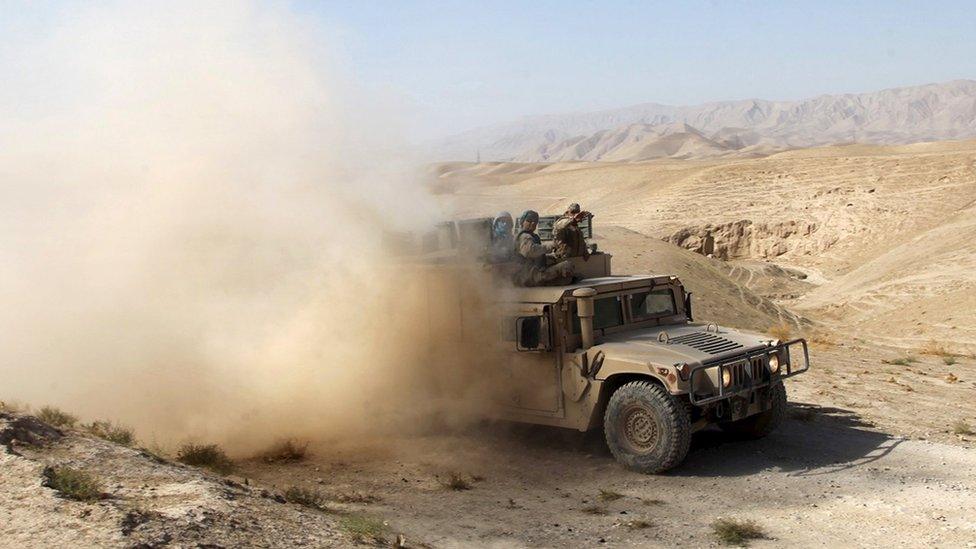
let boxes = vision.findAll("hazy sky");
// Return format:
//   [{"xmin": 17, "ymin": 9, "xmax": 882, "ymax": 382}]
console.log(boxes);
[
  {"xmin": 4, "ymin": 1, "xmax": 976, "ymax": 140},
  {"xmin": 304, "ymin": 0, "xmax": 976, "ymax": 138}
]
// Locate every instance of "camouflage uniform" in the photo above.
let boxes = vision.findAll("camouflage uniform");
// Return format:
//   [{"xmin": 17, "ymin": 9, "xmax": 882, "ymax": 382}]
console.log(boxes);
[
  {"xmin": 513, "ymin": 230, "xmax": 574, "ymax": 287},
  {"xmin": 552, "ymin": 214, "xmax": 590, "ymax": 260}
]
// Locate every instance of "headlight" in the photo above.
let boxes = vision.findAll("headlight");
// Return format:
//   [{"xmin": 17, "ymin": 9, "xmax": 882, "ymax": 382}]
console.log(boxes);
[
  {"xmin": 721, "ymin": 367, "xmax": 732, "ymax": 387},
  {"xmin": 768, "ymin": 353, "xmax": 781, "ymax": 374}
]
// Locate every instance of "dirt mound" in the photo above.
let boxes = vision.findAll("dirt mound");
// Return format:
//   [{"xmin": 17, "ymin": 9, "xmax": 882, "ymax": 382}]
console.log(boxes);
[
  {"xmin": 599, "ymin": 226, "xmax": 808, "ymax": 332},
  {"xmin": 0, "ymin": 412, "xmax": 348, "ymax": 548}
]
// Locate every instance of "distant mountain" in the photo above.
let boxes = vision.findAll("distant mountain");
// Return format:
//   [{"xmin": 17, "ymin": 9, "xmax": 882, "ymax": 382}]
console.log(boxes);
[
  {"xmin": 514, "ymin": 122, "xmax": 734, "ymax": 162},
  {"xmin": 435, "ymin": 80, "xmax": 976, "ymax": 161}
]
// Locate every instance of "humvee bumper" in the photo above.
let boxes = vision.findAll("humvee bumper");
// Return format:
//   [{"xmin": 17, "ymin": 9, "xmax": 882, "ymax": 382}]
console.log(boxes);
[{"xmin": 687, "ymin": 339, "xmax": 809, "ymax": 406}]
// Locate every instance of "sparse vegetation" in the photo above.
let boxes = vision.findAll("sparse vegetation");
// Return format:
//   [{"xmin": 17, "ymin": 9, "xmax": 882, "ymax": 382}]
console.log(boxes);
[
  {"xmin": 339, "ymin": 515, "xmax": 389, "ymax": 544},
  {"xmin": 943, "ymin": 356, "xmax": 957, "ymax": 365},
  {"xmin": 808, "ymin": 332, "xmax": 837, "ymax": 349},
  {"xmin": 641, "ymin": 498, "xmax": 665, "ymax": 506},
  {"xmin": 919, "ymin": 340, "xmax": 953, "ymax": 357},
  {"xmin": 887, "ymin": 356, "xmax": 917, "ymax": 366},
  {"xmin": 767, "ymin": 322, "xmax": 792, "ymax": 342},
  {"xmin": 335, "ymin": 492, "xmax": 381, "ymax": 504},
  {"xmin": 176, "ymin": 443, "xmax": 235, "ymax": 475},
  {"xmin": 711, "ymin": 518, "xmax": 768, "ymax": 546},
  {"xmin": 43, "ymin": 466, "xmax": 102, "ymax": 502},
  {"xmin": 85, "ymin": 420, "xmax": 134, "ymax": 446},
  {"xmin": 260, "ymin": 439, "xmax": 309, "ymax": 463},
  {"xmin": 582, "ymin": 505, "xmax": 608, "ymax": 515},
  {"xmin": 952, "ymin": 420, "xmax": 975, "ymax": 436},
  {"xmin": 37, "ymin": 406, "xmax": 77, "ymax": 428},
  {"xmin": 598, "ymin": 489, "xmax": 624, "ymax": 502},
  {"xmin": 624, "ymin": 519, "xmax": 653, "ymax": 530},
  {"xmin": 284, "ymin": 486, "xmax": 328, "ymax": 510},
  {"xmin": 442, "ymin": 472, "xmax": 472, "ymax": 491}
]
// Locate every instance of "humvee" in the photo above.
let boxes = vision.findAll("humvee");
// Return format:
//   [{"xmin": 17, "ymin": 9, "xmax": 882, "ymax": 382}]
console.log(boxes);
[{"xmin": 404, "ymin": 213, "xmax": 809, "ymax": 473}]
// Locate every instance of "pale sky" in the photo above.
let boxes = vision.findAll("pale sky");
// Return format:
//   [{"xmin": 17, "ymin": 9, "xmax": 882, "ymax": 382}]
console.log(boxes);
[
  {"xmin": 304, "ymin": 0, "xmax": 976, "ymax": 138},
  {"xmin": 4, "ymin": 1, "xmax": 976, "ymax": 140}
]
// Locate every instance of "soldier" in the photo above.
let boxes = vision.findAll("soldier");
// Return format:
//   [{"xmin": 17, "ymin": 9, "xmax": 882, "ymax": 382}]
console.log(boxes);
[
  {"xmin": 513, "ymin": 210, "xmax": 574, "ymax": 287},
  {"xmin": 488, "ymin": 211, "xmax": 515, "ymax": 262},
  {"xmin": 552, "ymin": 203, "xmax": 591, "ymax": 260}
]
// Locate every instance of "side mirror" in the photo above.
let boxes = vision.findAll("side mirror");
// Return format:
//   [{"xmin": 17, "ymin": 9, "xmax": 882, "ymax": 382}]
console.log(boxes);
[
  {"xmin": 516, "ymin": 316, "xmax": 551, "ymax": 351},
  {"xmin": 684, "ymin": 291, "xmax": 693, "ymax": 321}
]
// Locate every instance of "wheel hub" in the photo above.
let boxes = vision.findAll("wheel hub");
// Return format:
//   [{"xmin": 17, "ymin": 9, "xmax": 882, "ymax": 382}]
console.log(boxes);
[{"xmin": 623, "ymin": 407, "xmax": 658, "ymax": 451}]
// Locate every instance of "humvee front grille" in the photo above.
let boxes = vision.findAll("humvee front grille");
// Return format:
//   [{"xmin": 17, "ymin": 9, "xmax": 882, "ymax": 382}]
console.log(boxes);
[{"xmin": 670, "ymin": 332, "xmax": 743, "ymax": 355}]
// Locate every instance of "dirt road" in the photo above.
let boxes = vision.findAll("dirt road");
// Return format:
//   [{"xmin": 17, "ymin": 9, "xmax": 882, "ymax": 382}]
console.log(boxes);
[{"xmin": 242, "ymin": 395, "xmax": 976, "ymax": 548}]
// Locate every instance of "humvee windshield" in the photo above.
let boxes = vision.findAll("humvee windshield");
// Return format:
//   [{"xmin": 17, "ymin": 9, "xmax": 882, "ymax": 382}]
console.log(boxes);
[
  {"xmin": 571, "ymin": 295, "xmax": 624, "ymax": 333},
  {"xmin": 572, "ymin": 287, "xmax": 679, "ymax": 334},
  {"xmin": 632, "ymin": 288, "xmax": 676, "ymax": 319}
]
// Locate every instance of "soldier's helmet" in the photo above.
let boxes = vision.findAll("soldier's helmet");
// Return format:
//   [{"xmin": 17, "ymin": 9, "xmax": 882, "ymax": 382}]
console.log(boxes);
[
  {"xmin": 493, "ymin": 211, "xmax": 514, "ymax": 237},
  {"xmin": 567, "ymin": 203, "xmax": 581, "ymax": 214},
  {"xmin": 520, "ymin": 210, "xmax": 540, "ymax": 224}
]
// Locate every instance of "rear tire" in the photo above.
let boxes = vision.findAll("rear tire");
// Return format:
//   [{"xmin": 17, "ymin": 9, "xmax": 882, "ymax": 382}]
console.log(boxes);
[
  {"xmin": 719, "ymin": 382, "xmax": 787, "ymax": 439},
  {"xmin": 603, "ymin": 381, "xmax": 691, "ymax": 474}
]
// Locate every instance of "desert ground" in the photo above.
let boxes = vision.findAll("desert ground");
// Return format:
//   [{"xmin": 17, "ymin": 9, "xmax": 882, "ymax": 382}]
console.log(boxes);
[{"xmin": 4, "ymin": 140, "xmax": 976, "ymax": 547}]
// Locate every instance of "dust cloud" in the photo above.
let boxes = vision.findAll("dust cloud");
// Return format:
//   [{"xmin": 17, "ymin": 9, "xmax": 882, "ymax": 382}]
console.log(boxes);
[{"xmin": 0, "ymin": 2, "xmax": 489, "ymax": 452}]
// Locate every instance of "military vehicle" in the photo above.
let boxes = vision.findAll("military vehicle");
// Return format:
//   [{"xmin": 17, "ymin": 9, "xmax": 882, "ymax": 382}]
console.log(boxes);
[{"xmin": 404, "ymin": 213, "xmax": 810, "ymax": 473}]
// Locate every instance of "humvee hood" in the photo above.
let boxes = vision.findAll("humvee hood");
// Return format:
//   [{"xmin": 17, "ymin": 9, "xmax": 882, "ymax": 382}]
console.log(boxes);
[{"xmin": 593, "ymin": 323, "xmax": 770, "ymax": 366}]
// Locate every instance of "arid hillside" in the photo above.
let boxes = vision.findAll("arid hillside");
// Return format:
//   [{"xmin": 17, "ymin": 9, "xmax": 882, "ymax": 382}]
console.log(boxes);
[{"xmin": 435, "ymin": 139, "xmax": 976, "ymax": 352}]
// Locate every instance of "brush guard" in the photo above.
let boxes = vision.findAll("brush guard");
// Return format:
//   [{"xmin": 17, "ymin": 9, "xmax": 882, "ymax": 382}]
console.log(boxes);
[{"xmin": 687, "ymin": 339, "xmax": 810, "ymax": 406}]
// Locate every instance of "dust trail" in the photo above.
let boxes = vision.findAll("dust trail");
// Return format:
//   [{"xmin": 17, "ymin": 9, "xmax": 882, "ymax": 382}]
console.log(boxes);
[{"xmin": 0, "ymin": 1, "xmax": 474, "ymax": 452}]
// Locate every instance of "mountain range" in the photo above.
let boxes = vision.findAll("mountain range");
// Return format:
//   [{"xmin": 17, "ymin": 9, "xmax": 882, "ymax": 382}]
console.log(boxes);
[{"xmin": 434, "ymin": 79, "xmax": 976, "ymax": 162}]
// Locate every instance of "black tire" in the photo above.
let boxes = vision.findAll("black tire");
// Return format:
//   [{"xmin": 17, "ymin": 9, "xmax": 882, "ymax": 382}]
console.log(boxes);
[
  {"xmin": 719, "ymin": 382, "xmax": 787, "ymax": 439},
  {"xmin": 603, "ymin": 381, "xmax": 691, "ymax": 474}
]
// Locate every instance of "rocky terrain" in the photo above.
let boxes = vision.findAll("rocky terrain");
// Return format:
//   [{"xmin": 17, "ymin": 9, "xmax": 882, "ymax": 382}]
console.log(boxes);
[
  {"xmin": 5, "ymin": 139, "xmax": 976, "ymax": 548},
  {"xmin": 436, "ymin": 80, "xmax": 976, "ymax": 161},
  {"xmin": 436, "ymin": 139, "xmax": 976, "ymax": 351}
]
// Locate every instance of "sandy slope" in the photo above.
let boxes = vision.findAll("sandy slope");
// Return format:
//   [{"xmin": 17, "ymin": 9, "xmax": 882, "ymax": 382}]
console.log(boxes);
[{"xmin": 436, "ymin": 139, "xmax": 976, "ymax": 351}]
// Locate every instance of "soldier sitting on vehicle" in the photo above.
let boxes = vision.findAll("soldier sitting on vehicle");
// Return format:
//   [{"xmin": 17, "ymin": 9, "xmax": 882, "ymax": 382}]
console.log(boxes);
[
  {"xmin": 513, "ymin": 210, "xmax": 574, "ymax": 287},
  {"xmin": 552, "ymin": 202, "xmax": 591, "ymax": 260},
  {"xmin": 488, "ymin": 211, "xmax": 515, "ymax": 263}
]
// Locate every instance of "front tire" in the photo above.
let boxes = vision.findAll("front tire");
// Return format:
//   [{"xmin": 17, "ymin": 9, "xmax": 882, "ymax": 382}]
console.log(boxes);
[
  {"xmin": 603, "ymin": 381, "xmax": 691, "ymax": 474},
  {"xmin": 719, "ymin": 382, "xmax": 787, "ymax": 438}
]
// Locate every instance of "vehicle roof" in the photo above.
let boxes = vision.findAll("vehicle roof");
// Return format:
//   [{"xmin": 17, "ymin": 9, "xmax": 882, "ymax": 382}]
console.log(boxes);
[{"xmin": 508, "ymin": 274, "xmax": 677, "ymax": 303}]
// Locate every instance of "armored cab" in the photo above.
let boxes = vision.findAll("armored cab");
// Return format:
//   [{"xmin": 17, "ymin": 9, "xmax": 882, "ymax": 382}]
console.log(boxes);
[{"xmin": 397, "ymin": 212, "xmax": 810, "ymax": 473}]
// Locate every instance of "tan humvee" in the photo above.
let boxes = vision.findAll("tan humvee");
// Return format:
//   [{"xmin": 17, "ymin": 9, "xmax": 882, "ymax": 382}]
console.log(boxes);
[{"xmin": 401, "ymin": 214, "xmax": 810, "ymax": 473}]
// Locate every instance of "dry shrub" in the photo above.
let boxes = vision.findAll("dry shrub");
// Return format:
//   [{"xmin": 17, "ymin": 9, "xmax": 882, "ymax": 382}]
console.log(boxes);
[
  {"xmin": 37, "ymin": 406, "xmax": 77, "ymax": 428},
  {"xmin": 767, "ymin": 323, "xmax": 793, "ymax": 342},
  {"xmin": 85, "ymin": 420, "xmax": 134, "ymax": 446},
  {"xmin": 442, "ymin": 473, "xmax": 472, "ymax": 491},
  {"xmin": 260, "ymin": 439, "xmax": 309, "ymax": 463},
  {"xmin": 339, "ymin": 515, "xmax": 389, "ymax": 544},
  {"xmin": 335, "ymin": 492, "xmax": 381, "ymax": 504},
  {"xmin": 952, "ymin": 420, "xmax": 974, "ymax": 436},
  {"xmin": 624, "ymin": 519, "xmax": 653, "ymax": 530},
  {"xmin": 712, "ymin": 518, "xmax": 768, "ymax": 546},
  {"xmin": 582, "ymin": 505, "xmax": 608, "ymax": 515},
  {"xmin": 284, "ymin": 486, "xmax": 328, "ymax": 510},
  {"xmin": 598, "ymin": 489, "xmax": 623, "ymax": 502},
  {"xmin": 919, "ymin": 340, "xmax": 953, "ymax": 357},
  {"xmin": 943, "ymin": 356, "xmax": 957, "ymax": 366},
  {"xmin": 176, "ymin": 443, "xmax": 235, "ymax": 475},
  {"xmin": 807, "ymin": 332, "xmax": 837, "ymax": 349},
  {"xmin": 43, "ymin": 466, "xmax": 102, "ymax": 502}
]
